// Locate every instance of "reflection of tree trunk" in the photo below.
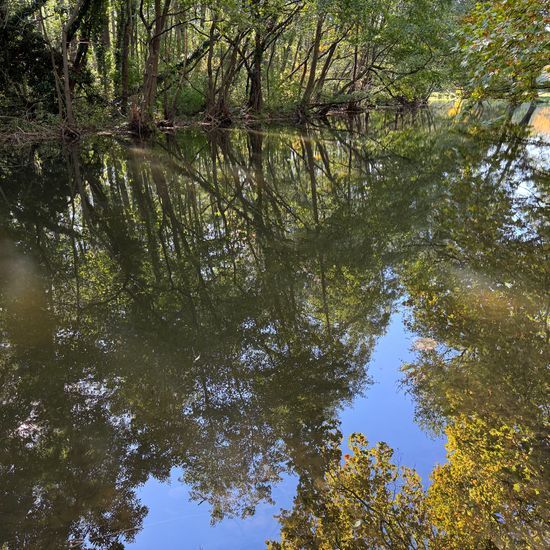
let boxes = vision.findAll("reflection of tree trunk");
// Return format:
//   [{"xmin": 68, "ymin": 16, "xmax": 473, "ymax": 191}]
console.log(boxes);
[
  {"xmin": 304, "ymin": 138, "xmax": 331, "ymax": 332},
  {"xmin": 150, "ymin": 163, "xmax": 217, "ymax": 315},
  {"xmin": 66, "ymin": 143, "xmax": 92, "ymax": 227},
  {"xmin": 249, "ymin": 131, "xmax": 264, "ymax": 182},
  {"xmin": 519, "ymin": 101, "xmax": 537, "ymax": 126},
  {"xmin": 67, "ymin": 145, "xmax": 83, "ymax": 324},
  {"xmin": 249, "ymin": 130, "xmax": 265, "ymax": 230},
  {"xmin": 304, "ymin": 139, "xmax": 319, "ymax": 225},
  {"xmin": 127, "ymin": 154, "xmax": 162, "ymax": 281},
  {"xmin": 151, "ymin": 164, "xmax": 182, "ymax": 258}
]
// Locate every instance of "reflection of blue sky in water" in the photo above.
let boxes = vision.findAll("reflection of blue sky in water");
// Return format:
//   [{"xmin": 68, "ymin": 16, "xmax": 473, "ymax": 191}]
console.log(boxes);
[{"xmin": 129, "ymin": 312, "xmax": 445, "ymax": 549}]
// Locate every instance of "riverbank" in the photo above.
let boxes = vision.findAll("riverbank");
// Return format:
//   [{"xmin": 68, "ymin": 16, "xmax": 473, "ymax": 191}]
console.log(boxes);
[
  {"xmin": 0, "ymin": 99, "xmax": 432, "ymax": 145},
  {"xmin": 2, "ymin": 97, "xmax": 548, "ymax": 146}
]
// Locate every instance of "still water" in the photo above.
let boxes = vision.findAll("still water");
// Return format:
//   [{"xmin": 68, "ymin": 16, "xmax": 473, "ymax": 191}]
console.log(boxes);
[{"xmin": 0, "ymin": 107, "xmax": 548, "ymax": 549}]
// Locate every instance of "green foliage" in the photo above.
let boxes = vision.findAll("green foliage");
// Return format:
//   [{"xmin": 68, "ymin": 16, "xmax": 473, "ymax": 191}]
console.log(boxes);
[
  {"xmin": 458, "ymin": 0, "xmax": 550, "ymax": 101},
  {"xmin": 0, "ymin": 0, "xmax": 461, "ymax": 126},
  {"xmin": 0, "ymin": 11, "xmax": 59, "ymax": 115},
  {"xmin": 2, "ymin": 0, "xmax": 549, "ymax": 126},
  {"xmin": 171, "ymin": 86, "xmax": 206, "ymax": 115}
]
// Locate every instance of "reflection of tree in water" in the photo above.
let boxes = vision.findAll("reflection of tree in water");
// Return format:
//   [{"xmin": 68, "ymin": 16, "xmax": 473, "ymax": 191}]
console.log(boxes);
[
  {"xmin": 268, "ymin": 119, "xmax": 549, "ymax": 549},
  {"xmin": 398, "ymin": 121, "xmax": 550, "ymax": 547},
  {"xmin": 0, "ymin": 115, "xmax": 423, "ymax": 548},
  {"xmin": 1, "ymin": 113, "xmax": 545, "ymax": 548}
]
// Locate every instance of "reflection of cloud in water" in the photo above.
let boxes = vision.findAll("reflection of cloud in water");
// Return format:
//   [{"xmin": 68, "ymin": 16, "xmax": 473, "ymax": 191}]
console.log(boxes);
[{"xmin": 514, "ymin": 179, "xmax": 536, "ymax": 198}]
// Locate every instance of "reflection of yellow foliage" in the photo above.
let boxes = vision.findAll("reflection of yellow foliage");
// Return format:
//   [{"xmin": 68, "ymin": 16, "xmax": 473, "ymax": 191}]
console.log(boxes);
[
  {"xmin": 447, "ymin": 99, "xmax": 463, "ymax": 117},
  {"xmin": 268, "ymin": 434, "xmax": 433, "ymax": 549},
  {"xmin": 427, "ymin": 416, "xmax": 547, "ymax": 549},
  {"xmin": 530, "ymin": 106, "xmax": 550, "ymax": 136},
  {"xmin": 269, "ymin": 418, "xmax": 548, "ymax": 549}
]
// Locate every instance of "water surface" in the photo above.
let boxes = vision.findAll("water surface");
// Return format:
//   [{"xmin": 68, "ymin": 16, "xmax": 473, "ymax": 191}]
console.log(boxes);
[{"xmin": 0, "ymin": 108, "xmax": 548, "ymax": 548}]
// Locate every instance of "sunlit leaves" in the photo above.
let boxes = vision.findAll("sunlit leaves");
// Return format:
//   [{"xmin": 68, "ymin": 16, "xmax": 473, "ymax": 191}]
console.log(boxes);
[{"xmin": 458, "ymin": 0, "xmax": 550, "ymax": 101}]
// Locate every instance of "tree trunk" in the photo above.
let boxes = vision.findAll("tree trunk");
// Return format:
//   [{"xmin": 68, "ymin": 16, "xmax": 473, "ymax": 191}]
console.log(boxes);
[
  {"xmin": 120, "ymin": 0, "xmax": 133, "ymax": 113},
  {"xmin": 347, "ymin": 30, "xmax": 359, "ymax": 112},
  {"xmin": 206, "ymin": 14, "xmax": 218, "ymax": 117},
  {"xmin": 61, "ymin": 25, "xmax": 76, "ymax": 128},
  {"xmin": 60, "ymin": 0, "xmax": 94, "ymax": 132},
  {"xmin": 140, "ymin": 0, "xmax": 172, "ymax": 127},
  {"xmin": 299, "ymin": 15, "xmax": 323, "ymax": 117},
  {"xmin": 248, "ymin": 28, "xmax": 263, "ymax": 112},
  {"xmin": 99, "ymin": 9, "xmax": 111, "ymax": 96}
]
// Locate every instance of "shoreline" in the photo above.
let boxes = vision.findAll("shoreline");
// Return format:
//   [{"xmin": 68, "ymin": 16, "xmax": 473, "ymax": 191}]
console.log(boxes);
[
  {"xmin": 3, "ymin": 98, "xmax": 546, "ymax": 146},
  {"xmin": 0, "ymin": 103, "xmax": 438, "ymax": 146}
]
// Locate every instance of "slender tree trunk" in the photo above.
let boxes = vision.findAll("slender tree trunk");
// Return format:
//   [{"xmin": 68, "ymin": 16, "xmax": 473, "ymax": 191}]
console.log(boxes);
[
  {"xmin": 314, "ymin": 40, "xmax": 337, "ymax": 98},
  {"xmin": 140, "ymin": 0, "xmax": 172, "ymax": 126},
  {"xmin": 71, "ymin": 24, "xmax": 91, "ymax": 92},
  {"xmin": 38, "ymin": 7, "xmax": 64, "ymax": 118},
  {"xmin": 300, "ymin": 14, "xmax": 323, "ymax": 116},
  {"xmin": 303, "ymin": 136, "xmax": 331, "ymax": 331},
  {"xmin": 347, "ymin": 27, "xmax": 359, "ymax": 112},
  {"xmin": 100, "ymin": 10, "xmax": 111, "ymax": 96},
  {"xmin": 214, "ymin": 42, "xmax": 239, "ymax": 121},
  {"xmin": 206, "ymin": 13, "xmax": 218, "ymax": 117},
  {"xmin": 248, "ymin": 27, "xmax": 263, "ymax": 112},
  {"xmin": 60, "ymin": 0, "xmax": 93, "ymax": 132},
  {"xmin": 169, "ymin": 24, "xmax": 188, "ymax": 119},
  {"xmin": 61, "ymin": 25, "xmax": 76, "ymax": 128},
  {"xmin": 119, "ymin": 0, "xmax": 134, "ymax": 113}
]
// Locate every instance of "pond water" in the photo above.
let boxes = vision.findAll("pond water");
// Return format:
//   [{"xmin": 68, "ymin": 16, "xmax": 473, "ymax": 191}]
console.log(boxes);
[{"xmin": 0, "ymin": 106, "xmax": 548, "ymax": 549}]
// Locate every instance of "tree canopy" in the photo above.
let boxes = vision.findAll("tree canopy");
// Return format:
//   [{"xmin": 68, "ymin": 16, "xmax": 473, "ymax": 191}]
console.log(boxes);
[{"xmin": 1, "ymin": 0, "xmax": 547, "ymax": 132}]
